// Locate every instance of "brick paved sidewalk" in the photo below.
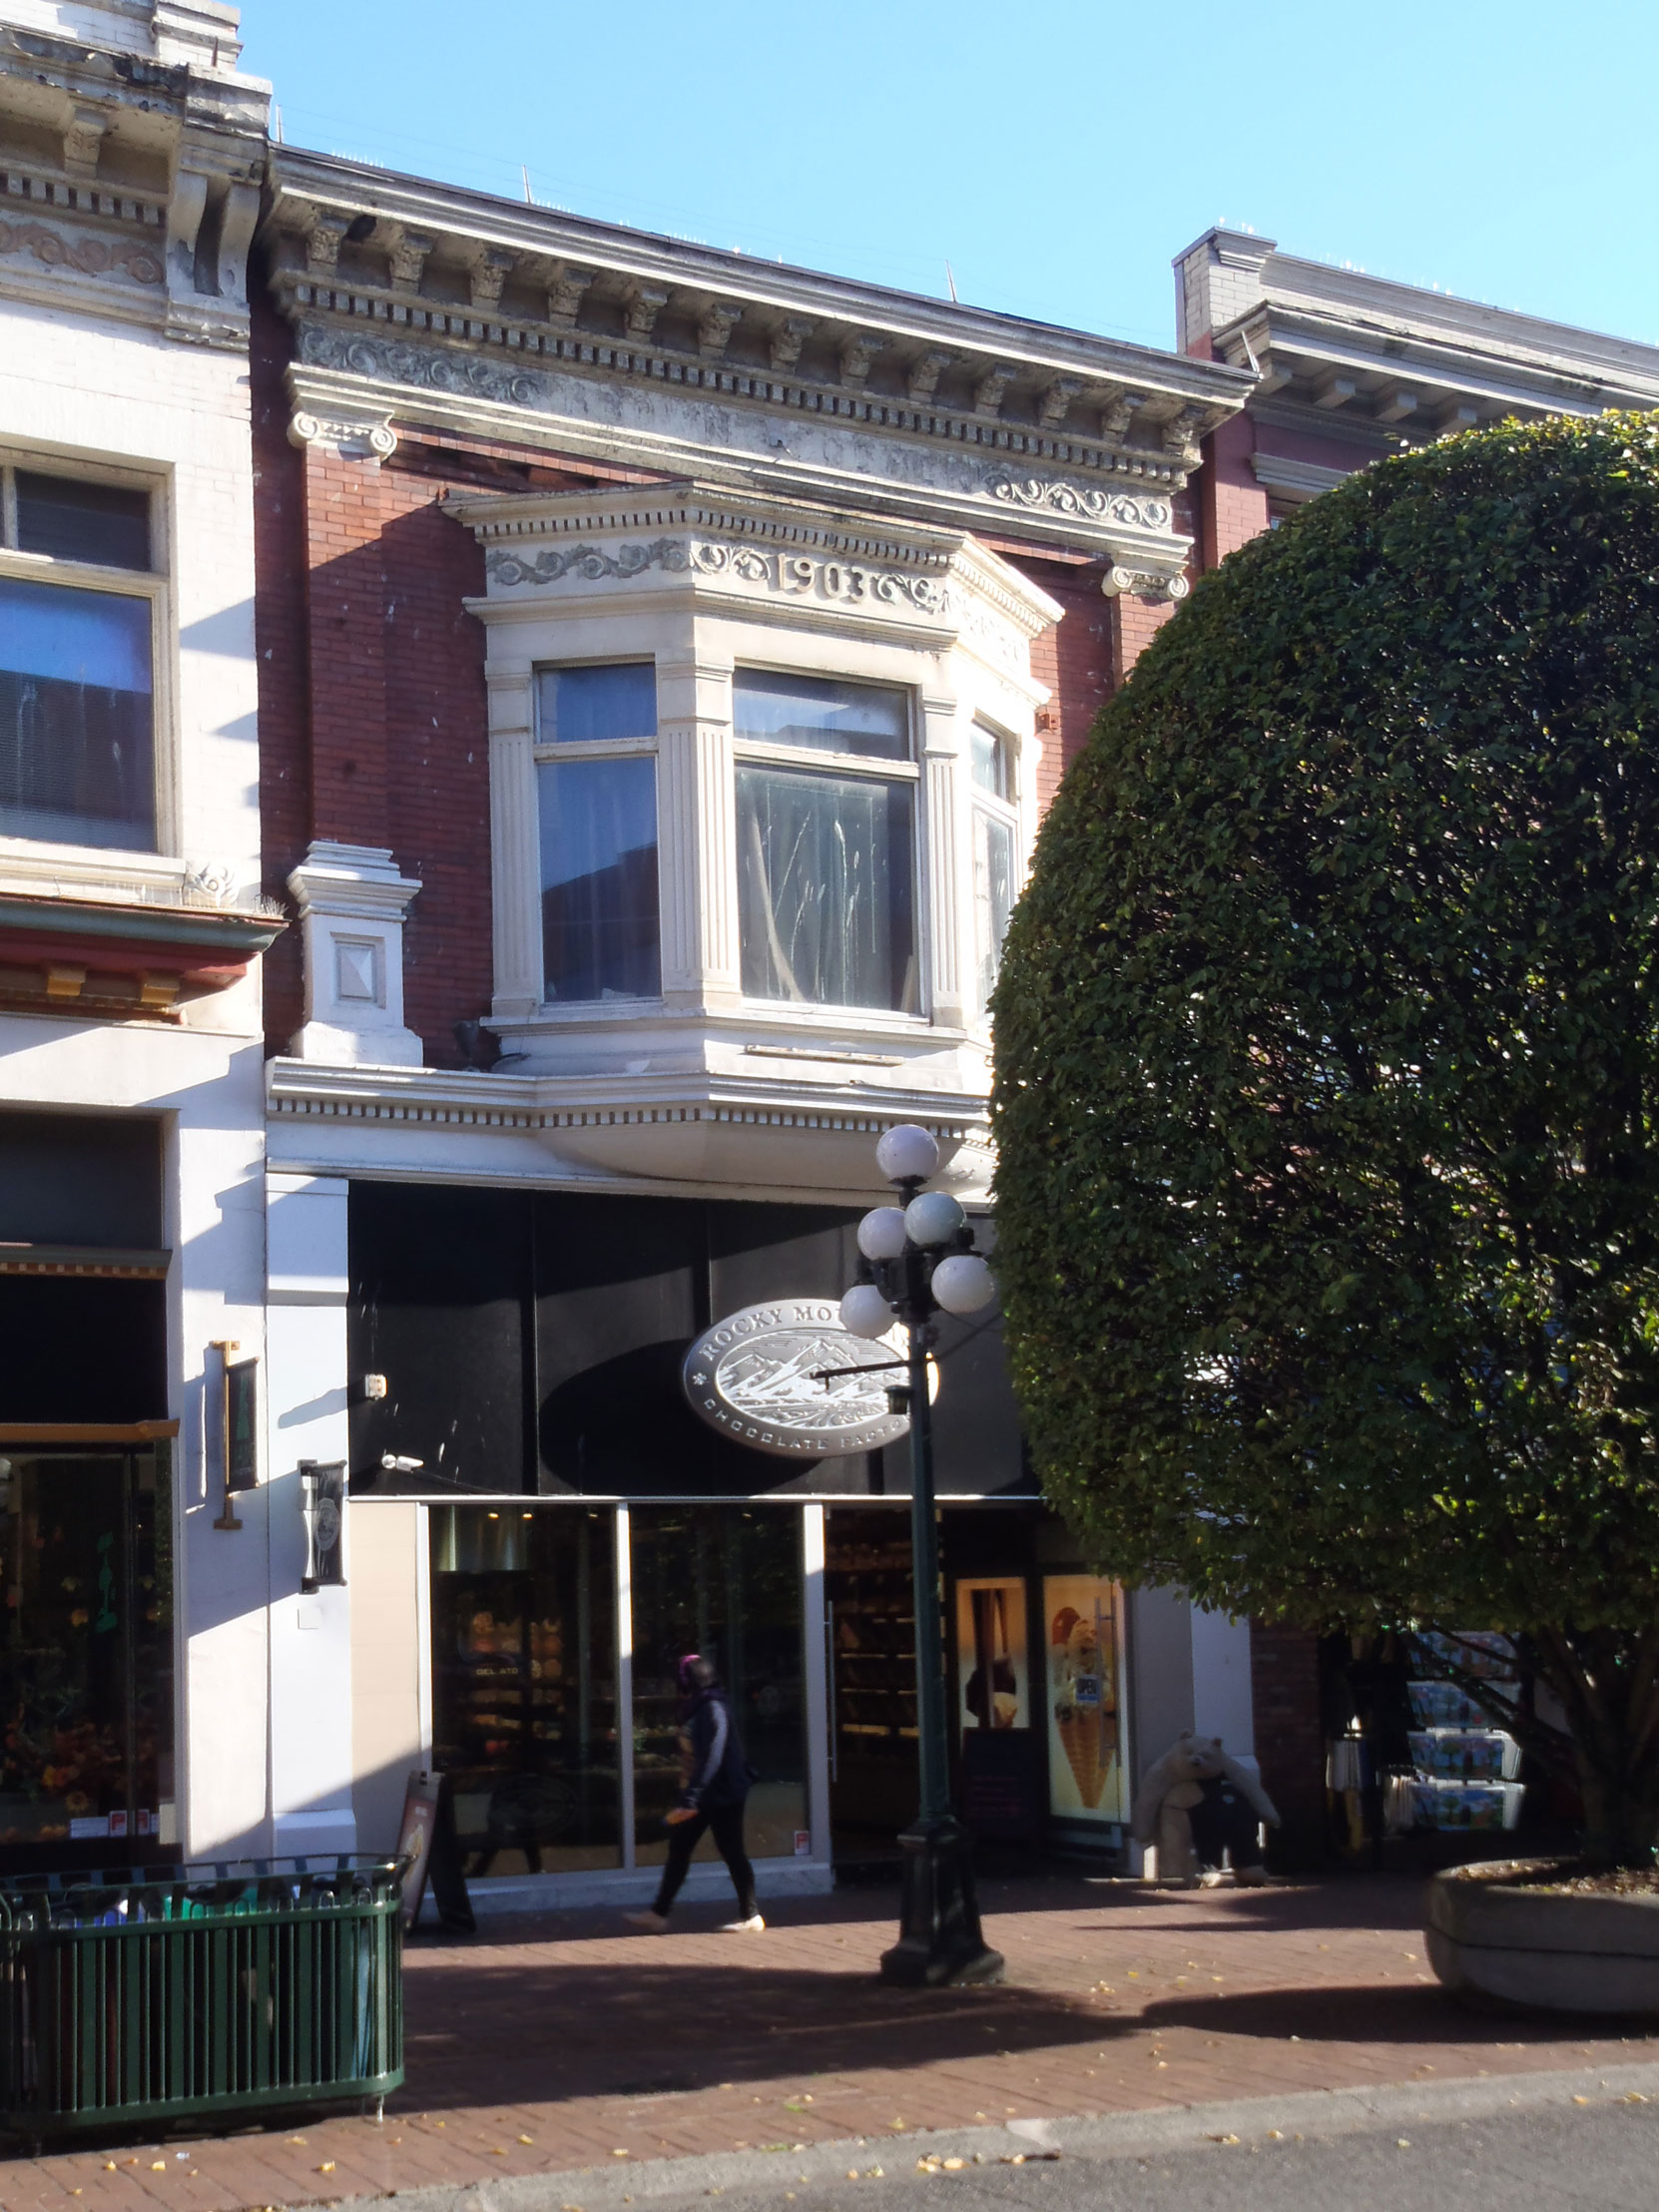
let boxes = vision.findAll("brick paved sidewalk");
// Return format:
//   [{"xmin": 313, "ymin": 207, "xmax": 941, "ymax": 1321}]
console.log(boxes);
[{"xmin": 1, "ymin": 1874, "xmax": 1653, "ymax": 2212}]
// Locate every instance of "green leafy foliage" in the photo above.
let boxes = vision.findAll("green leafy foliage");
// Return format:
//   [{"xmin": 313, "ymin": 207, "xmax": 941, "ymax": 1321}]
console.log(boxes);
[{"xmin": 993, "ymin": 414, "xmax": 1659, "ymax": 1661}]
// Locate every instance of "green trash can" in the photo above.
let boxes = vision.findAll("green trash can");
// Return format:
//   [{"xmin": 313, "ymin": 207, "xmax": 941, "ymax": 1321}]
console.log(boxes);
[{"xmin": 0, "ymin": 1857, "xmax": 404, "ymax": 2145}]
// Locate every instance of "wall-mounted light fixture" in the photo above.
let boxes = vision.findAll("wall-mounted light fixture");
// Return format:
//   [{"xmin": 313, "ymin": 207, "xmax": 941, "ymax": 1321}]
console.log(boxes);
[
  {"xmin": 298, "ymin": 1459, "xmax": 346, "ymax": 1590},
  {"xmin": 211, "ymin": 1341, "xmax": 259, "ymax": 1531}
]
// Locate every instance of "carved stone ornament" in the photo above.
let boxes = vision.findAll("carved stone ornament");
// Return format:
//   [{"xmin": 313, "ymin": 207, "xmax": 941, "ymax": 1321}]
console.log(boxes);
[
  {"xmin": 698, "ymin": 300, "xmax": 743, "ymax": 358},
  {"xmin": 298, "ymin": 324, "xmax": 548, "ymax": 409},
  {"xmin": 388, "ymin": 228, "xmax": 435, "ymax": 289},
  {"xmin": 1099, "ymin": 387, "xmax": 1149, "ymax": 441},
  {"xmin": 486, "ymin": 537, "xmax": 690, "ymax": 587},
  {"xmin": 484, "ymin": 534, "xmax": 950, "ymax": 615},
  {"xmin": 907, "ymin": 348, "xmax": 951, "ymax": 403},
  {"xmin": 0, "ymin": 217, "xmax": 163, "ymax": 286},
  {"xmin": 546, "ymin": 261, "xmax": 597, "ymax": 326},
  {"xmin": 682, "ymin": 1299, "xmax": 911, "ymax": 1458},
  {"xmin": 839, "ymin": 331, "xmax": 883, "ymax": 386},
  {"xmin": 770, "ymin": 315, "xmax": 812, "ymax": 373},
  {"xmin": 981, "ymin": 466, "xmax": 1171, "ymax": 531},
  {"xmin": 288, "ymin": 405, "xmax": 398, "ymax": 462},
  {"xmin": 1038, "ymin": 375, "xmax": 1084, "ymax": 429},
  {"xmin": 624, "ymin": 281, "xmax": 670, "ymax": 339},
  {"xmin": 470, "ymin": 248, "xmax": 516, "ymax": 310},
  {"xmin": 1101, "ymin": 564, "xmax": 1190, "ymax": 603},
  {"xmin": 305, "ymin": 210, "xmax": 351, "ymax": 277}
]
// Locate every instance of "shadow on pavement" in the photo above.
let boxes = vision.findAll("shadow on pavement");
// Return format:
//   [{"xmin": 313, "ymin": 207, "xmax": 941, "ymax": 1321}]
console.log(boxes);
[
  {"xmin": 396, "ymin": 1957, "xmax": 1121, "ymax": 2110},
  {"xmin": 1137, "ymin": 1978, "xmax": 1653, "ymax": 2048}
]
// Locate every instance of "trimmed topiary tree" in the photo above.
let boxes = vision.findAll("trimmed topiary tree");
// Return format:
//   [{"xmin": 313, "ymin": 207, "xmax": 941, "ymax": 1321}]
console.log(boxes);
[{"xmin": 992, "ymin": 413, "xmax": 1659, "ymax": 1865}]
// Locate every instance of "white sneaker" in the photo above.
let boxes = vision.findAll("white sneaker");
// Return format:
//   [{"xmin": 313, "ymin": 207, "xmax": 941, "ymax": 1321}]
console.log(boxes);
[
  {"xmin": 721, "ymin": 1914, "xmax": 765, "ymax": 1933},
  {"xmin": 624, "ymin": 1909, "xmax": 669, "ymax": 1934}
]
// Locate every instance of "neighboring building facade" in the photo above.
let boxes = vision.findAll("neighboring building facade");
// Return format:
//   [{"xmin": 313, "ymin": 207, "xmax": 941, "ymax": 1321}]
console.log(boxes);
[
  {"xmin": 1175, "ymin": 228, "xmax": 1659, "ymax": 1861},
  {"xmin": 249, "ymin": 152, "xmax": 1261, "ymax": 1903},
  {"xmin": 0, "ymin": 2, "xmax": 278, "ymax": 1867}
]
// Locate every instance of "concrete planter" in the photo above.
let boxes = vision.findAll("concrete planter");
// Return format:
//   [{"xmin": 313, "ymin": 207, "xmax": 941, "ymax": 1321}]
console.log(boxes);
[{"xmin": 1426, "ymin": 1859, "xmax": 1659, "ymax": 2015}]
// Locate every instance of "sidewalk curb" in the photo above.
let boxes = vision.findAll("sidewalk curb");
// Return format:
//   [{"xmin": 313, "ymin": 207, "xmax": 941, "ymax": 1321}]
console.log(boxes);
[{"xmin": 313, "ymin": 2058, "xmax": 1659, "ymax": 2211}]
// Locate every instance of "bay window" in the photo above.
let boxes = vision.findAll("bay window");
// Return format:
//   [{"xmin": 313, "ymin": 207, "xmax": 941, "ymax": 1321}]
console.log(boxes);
[
  {"xmin": 734, "ymin": 668, "xmax": 918, "ymax": 1014},
  {"xmin": 0, "ymin": 467, "xmax": 159, "ymax": 851},
  {"xmin": 970, "ymin": 720, "xmax": 1017, "ymax": 1018},
  {"xmin": 535, "ymin": 663, "xmax": 661, "ymax": 1001}
]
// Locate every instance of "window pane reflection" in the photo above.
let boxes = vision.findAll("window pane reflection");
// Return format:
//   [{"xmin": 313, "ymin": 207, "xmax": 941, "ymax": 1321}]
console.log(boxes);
[
  {"xmin": 630, "ymin": 1505, "xmax": 806, "ymax": 1865},
  {"xmin": 737, "ymin": 766, "xmax": 915, "ymax": 1011},
  {"xmin": 973, "ymin": 809, "xmax": 1015, "ymax": 1015},
  {"xmin": 536, "ymin": 663, "xmax": 657, "ymax": 745},
  {"xmin": 430, "ymin": 1506, "xmax": 621, "ymax": 1875},
  {"xmin": 0, "ymin": 576, "xmax": 154, "ymax": 849},
  {"xmin": 734, "ymin": 668, "xmax": 907, "ymax": 760},
  {"xmin": 538, "ymin": 756, "xmax": 661, "ymax": 1000}
]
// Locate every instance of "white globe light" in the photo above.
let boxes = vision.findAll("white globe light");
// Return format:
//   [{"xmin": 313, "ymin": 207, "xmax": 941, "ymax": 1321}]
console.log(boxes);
[
  {"xmin": 856, "ymin": 1206, "xmax": 909, "ymax": 1262},
  {"xmin": 904, "ymin": 1191, "xmax": 965, "ymax": 1248},
  {"xmin": 875, "ymin": 1123, "xmax": 939, "ymax": 1184},
  {"xmin": 839, "ymin": 1283, "xmax": 894, "ymax": 1340},
  {"xmin": 930, "ymin": 1253, "xmax": 995, "ymax": 1316}
]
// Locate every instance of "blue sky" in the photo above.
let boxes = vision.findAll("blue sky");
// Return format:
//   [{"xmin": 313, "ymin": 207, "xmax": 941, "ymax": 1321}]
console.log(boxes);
[{"xmin": 243, "ymin": 1, "xmax": 1657, "ymax": 356}]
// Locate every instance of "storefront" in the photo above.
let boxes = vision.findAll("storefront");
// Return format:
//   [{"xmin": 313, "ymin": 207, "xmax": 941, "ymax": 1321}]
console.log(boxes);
[{"xmin": 334, "ymin": 1176, "xmax": 1148, "ymax": 1905}]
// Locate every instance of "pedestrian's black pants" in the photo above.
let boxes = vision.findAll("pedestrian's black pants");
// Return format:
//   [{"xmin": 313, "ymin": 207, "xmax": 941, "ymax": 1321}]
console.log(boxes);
[
  {"xmin": 1187, "ymin": 1777, "xmax": 1265, "ymax": 1871},
  {"xmin": 653, "ymin": 1799, "xmax": 757, "ymax": 1920}
]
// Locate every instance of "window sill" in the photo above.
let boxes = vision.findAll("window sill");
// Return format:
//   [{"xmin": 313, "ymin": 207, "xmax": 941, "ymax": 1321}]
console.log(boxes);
[{"xmin": 0, "ymin": 836, "xmax": 184, "ymax": 904}]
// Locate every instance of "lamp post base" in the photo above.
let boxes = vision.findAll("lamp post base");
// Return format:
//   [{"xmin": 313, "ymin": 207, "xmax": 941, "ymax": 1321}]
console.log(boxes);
[{"xmin": 878, "ymin": 1815, "xmax": 1005, "ymax": 1987}]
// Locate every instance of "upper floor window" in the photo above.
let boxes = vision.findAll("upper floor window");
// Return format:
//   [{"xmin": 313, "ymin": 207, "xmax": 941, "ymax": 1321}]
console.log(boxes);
[
  {"xmin": 0, "ymin": 467, "xmax": 158, "ymax": 852},
  {"xmin": 734, "ymin": 668, "xmax": 917, "ymax": 1014},
  {"xmin": 970, "ymin": 721, "xmax": 1017, "ymax": 1018},
  {"xmin": 535, "ymin": 663, "xmax": 660, "ymax": 1001}
]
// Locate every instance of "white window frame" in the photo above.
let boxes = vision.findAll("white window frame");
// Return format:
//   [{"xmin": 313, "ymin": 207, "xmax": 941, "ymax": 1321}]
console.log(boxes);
[
  {"xmin": 0, "ymin": 451, "xmax": 173, "ymax": 862},
  {"xmin": 968, "ymin": 716, "xmax": 1021, "ymax": 1027},
  {"xmin": 731, "ymin": 661, "xmax": 924, "ymax": 1020},
  {"xmin": 530, "ymin": 656, "xmax": 663, "ymax": 1009}
]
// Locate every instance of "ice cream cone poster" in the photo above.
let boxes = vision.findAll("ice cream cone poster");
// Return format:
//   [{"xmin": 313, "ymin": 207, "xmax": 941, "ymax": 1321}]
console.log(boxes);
[
  {"xmin": 955, "ymin": 1578, "xmax": 1028, "ymax": 1735},
  {"xmin": 1043, "ymin": 1577, "xmax": 1126, "ymax": 1823}
]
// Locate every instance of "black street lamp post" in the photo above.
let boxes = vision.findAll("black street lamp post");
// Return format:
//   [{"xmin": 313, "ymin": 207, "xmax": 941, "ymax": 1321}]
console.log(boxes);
[{"xmin": 840, "ymin": 1124, "xmax": 1004, "ymax": 1988}]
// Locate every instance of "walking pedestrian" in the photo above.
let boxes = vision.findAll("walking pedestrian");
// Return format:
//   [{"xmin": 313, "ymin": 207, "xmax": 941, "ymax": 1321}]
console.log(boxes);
[{"xmin": 626, "ymin": 1654, "xmax": 764, "ymax": 1934}]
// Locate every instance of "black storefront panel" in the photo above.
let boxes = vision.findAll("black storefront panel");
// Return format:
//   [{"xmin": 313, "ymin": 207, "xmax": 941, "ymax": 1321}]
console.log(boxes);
[
  {"xmin": 348, "ymin": 1181, "xmax": 1029, "ymax": 1502},
  {"xmin": 350, "ymin": 1182, "xmax": 532, "ymax": 1491}
]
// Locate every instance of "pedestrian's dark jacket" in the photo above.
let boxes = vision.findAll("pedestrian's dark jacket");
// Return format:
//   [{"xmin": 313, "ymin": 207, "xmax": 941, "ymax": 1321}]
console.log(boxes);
[{"xmin": 676, "ymin": 1685, "xmax": 752, "ymax": 1811}]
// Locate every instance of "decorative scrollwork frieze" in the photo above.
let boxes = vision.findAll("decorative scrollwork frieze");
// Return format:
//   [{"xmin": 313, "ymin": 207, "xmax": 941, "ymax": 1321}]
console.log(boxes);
[
  {"xmin": 298, "ymin": 324, "xmax": 549, "ymax": 409},
  {"xmin": 484, "ymin": 533, "xmax": 949, "ymax": 615},
  {"xmin": 981, "ymin": 466, "xmax": 1171, "ymax": 531},
  {"xmin": 0, "ymin": 218, "xmax": 163, "ymax": 286},
  {"xmin": 486, "ymin": 538, "xmax": 691, "ymax": 586}
]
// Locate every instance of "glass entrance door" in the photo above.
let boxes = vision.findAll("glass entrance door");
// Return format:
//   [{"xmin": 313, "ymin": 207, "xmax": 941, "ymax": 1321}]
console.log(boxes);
[
  {"xmin": 825, "ymin": 1506, "xmax": 918, "ymax": 1858},
  {"xmin": 0, "ymin": 1445, "xmax": 174, "ymax": 1868}
]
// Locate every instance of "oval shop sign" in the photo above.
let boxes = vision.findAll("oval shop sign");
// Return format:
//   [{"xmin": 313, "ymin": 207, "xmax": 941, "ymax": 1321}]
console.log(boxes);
[{"xmin": 681, "ymin": 1299, "xmax": 909, "ymax": 1459}]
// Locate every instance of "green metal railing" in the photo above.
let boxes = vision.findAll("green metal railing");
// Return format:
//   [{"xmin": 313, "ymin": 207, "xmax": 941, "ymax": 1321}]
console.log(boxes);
[{"xmin": 0, "ymin": 1857, "xmax": 404, "ymax": 2143}]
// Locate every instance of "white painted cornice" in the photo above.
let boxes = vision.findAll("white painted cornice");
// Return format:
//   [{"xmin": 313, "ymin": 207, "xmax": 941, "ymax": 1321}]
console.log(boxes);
[
  {"xmin": 266, "ymin": 1055, "xmax": 995, "ymax": 1201},
  {"xmin": 1250, "ymin": 451, "xmax": 1352, "ymax": 502},
  {"xmin": 1181, "ymin": 225, "xmax": 1659, "ymax": 445},
  {"xmin": 0, "ymin": 3, "xmax": 270, "ymax": 343},
  {"xmin": 264, "ymin": 147, "xmax": 1247, "ymax": 427}
]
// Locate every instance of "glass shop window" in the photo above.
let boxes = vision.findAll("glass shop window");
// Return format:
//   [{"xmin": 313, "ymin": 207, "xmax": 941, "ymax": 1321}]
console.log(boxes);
[
  {"xmin": 0, "ymin": 467, "xmax": 159, "ymax": 851},
  {"xmin": 629, "ymin": 1504, "xmax": 807, "ymax": 1865},
  {"xmin": 0, "ymin": 1445, "xmax": 175, "ymax": 1866},
  {"xmin": 969, "ymin": 721, "xmax": 1018, "ymax": 1019},
  {"xmin": 734, "ymin": 668, "xmax": 918, "ymax": 1014},
  {"xmin": 534, "ymin": 663, "xmax": 660, "ymax": 1001},
  {"xmin": 429, "ymin": 1504, "xmax": 621, "ymax": 1876}
]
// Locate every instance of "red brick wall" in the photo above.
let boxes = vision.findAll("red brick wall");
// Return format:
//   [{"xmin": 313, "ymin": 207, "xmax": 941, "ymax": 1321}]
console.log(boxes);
[
  {"xmin": 251, "ymin": 288, "xmax": 311, "ymax": 1053},
  {"xmin": 1250, "ymin": 1623, "xmax": 1329, "ymax": 1869},
  {"xmin": 252, "ymin": 283, "xmax": 657, "ymax": 1066},
  {"xmin": 1004, "ymin": 555, "xmax": 1113, "ymax": 820},
  {"xmin": 1197, "ymin": 410, "xmax": 1270, "ymax": 571}
]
